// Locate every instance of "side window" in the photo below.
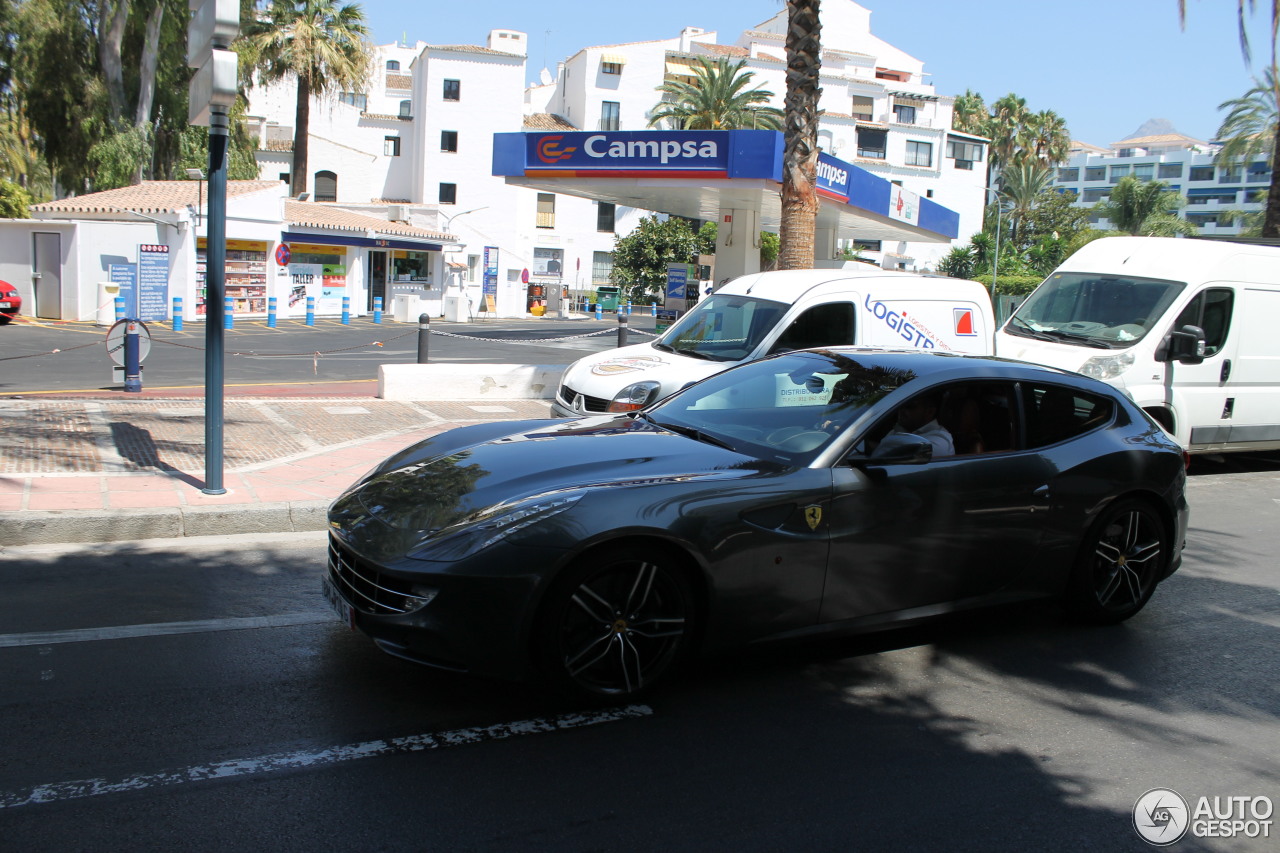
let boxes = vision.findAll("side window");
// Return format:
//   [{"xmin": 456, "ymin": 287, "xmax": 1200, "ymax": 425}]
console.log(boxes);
[
  {"xmin": 769, "ymin": 303, "xmax": 855, "ymax": 353},
  {"xmin": 1022, "ymin": 383, "xmax": 1114, "ymax": 449},
  {"xmin": 1173, "ymin": 288, "xmax": 1234, "ymax": 356}
]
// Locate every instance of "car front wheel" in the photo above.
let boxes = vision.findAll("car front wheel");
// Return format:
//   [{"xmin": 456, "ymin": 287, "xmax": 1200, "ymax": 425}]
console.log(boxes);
[
  {"xmin": 1067, "ymin": 498, "xmax": 1167, "ymax": 624},
  {"xmin": 536, "ymin": 546, "xmax": 696, "ymax": 698}
]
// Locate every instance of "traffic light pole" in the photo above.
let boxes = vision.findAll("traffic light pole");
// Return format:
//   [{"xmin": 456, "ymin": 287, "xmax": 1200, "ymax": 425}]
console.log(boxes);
[{"xmin": 202, "ymin": 110, "xmax": 228, "ymax": 495}]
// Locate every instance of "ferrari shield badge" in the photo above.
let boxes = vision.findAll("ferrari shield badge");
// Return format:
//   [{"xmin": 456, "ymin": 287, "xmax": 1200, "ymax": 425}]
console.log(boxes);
[{"xmin": 804, "ymin": 506, "xmax": 823, "ymax": 530}]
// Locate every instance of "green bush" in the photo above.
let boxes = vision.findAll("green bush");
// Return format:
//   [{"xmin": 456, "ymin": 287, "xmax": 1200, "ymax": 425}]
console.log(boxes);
[{"xmin": 973, "ymin": 273, "xmax": 1043, "ymax": 296}]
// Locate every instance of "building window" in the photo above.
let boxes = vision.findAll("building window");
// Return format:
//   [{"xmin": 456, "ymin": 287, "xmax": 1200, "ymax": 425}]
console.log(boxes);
[
  {"xmin": 1082, "ymin": 188, "xmax": 1109, "ymax": 203},
  {"xmin": 384, "ymin": 136, "xmax": 400, "ymax": 156},
  {"xmin": 536, "ymin": 192, "xmax": 555, "ymax": 228},
  {"xmin": 439, "ymin": 183, "xmax": 457, "ymax": 204},
  {"xmin": 467, "ymin": 254, "xmax": 479, "ymax": 282},
  {"xmin": 1085, "ymin": 166, "xmax": 1106, "ymax": 181},
  {"xmin": 857, "ymin": 128, "xmax": 887, "ymax": 159},
  {"xmin": 602, "ymin": 61, "xmax": 622, "ymax": 75},
  {"xmin": 441, "ymin": 130, "xmax": 458, "ymax": 152},
  {"xmin": 533, "ymin": 247, "xmax": 563, "ymax": 277},
  {"xmin": 1057, "ymin": 167, "xmax": 1079, "ymax": 182},
  {"xmin": 892, "ymin": 103, "xmax": 916, "ymax": 124},
  {"xmin": 600, "ymin": 101, "xmax": 620, "ymax": 131},
  {"xmin": 386, "ymin": 60, "xmax": 400, "ymax": 72},
  {"xmin": 592, "ymin": 251, "xmax": 614, "ymax": 283},
  {"xmin": 851, "ymin": 95, "xmax": 874, "ymax": 121},
  {"xmin": 1110, "ymin": 165, "xmax": 1130, "ymax": 181},
  {"xmin": 1247, "ymin": 162, "xmax": 1271, "ymax": 182},
  {"xmin": 1246, "ymin": 189, "xmax": 1267, "ymax": 203},
  {"xmin": 853, "ymin": 239, "xmax": 882, "ymax": 252},
  {"xmin": 1219, "ymin": 166, "xmax": 1242, "ymax": 184},
  {"xmin": 279, "ymin": 172, "xmax": 290, "ymax": 188},
  {"xmin": 443, "ymin": 79, "xmax": 460, "ymax": 101},
  {"xmin": 1159, "ymin": 163, "xmax": 1183, "ymax": 179},
  {"xmin": 1133, "ymin": 163, "xmax": 1154, "ymax": 181},
  {"xmin": 946, "ymin": 138, "xmax": 982, "ymax": 171},
  {"xmin": 314, "ymin": 170, "xmax": 337, "ymax": 202},
  {"xmin": 1189, "ymin": 165, "xmax": 1214, "ymax": 181},
  {"xmin": 905, "ymin": 141, "xmax": 933, "ymax": 167},
  {"xmin": 597, "ymin": 202, "xmax": 616, "ymax": 232},
  {"xmin": 338, "ymin": 92, "xmax": 367, "ymax": 110},
  {"xmin": 399, "ymin": 100, "xmax": 411, "ymax": 117}
]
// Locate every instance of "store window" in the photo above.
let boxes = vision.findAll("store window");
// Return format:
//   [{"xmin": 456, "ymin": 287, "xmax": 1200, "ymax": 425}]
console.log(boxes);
[
  {"xmin": 443, "ymin": 79, "xmax": 460, "ymax": 101},
  {"xmin": 439, "ymin": 182, "xmax": 456, "ymax": 204},
  {"xmin": 597, "ymin": 202, "xmax": 616, "ymax": 232},
  {"xmin": 592, "ymin": 251, "xmax": 614, "ymax": 284},
  {"xmin": 384, "ymin": 136, "xmax": 400, "ymax": 156},
  {"xmin": 441, "ymin": 130, "xmax": 458, "ymax": 152},
  {"xmin": 197, "ymin": 239, "xmax": 268, "ymax": 316},
  {"xmin": 314, "ymin": 171, "xmax": 337, "ymax": 202},
  {"xmin": 392, "ymin": 250, "xmax": 431, "ymax": 284},
  {"xmin": 285, "ymin": 243, "xmax": 348, "ymax": 315},
  {"xmin": 534, "ymin": 247, "xmax": 564, "ymax": 277}
]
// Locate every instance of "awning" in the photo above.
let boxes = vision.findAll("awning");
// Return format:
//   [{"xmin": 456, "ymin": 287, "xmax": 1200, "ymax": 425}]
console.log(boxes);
[
  {"xmin": 280, "ymin": 231, "xmax": 444, "ymax": 252},
  {"xmin": 665, "ymin": 60, "xmax": 698, "ymax": 77},
  {"xmin": 601, "ymin": 53, "xmax": 627, "ymax": 65}
]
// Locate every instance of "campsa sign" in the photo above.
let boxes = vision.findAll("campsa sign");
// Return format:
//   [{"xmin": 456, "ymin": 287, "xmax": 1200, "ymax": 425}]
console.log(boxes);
[{"xmin": 526, "ymin": 131, "xmax": 729, "ymax": 174}]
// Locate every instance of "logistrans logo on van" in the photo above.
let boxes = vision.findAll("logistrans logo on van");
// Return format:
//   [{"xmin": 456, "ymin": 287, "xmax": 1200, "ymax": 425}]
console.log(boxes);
[{"xmin": 590, "ymin": 355, "xmax": 667, "ymax": 376}]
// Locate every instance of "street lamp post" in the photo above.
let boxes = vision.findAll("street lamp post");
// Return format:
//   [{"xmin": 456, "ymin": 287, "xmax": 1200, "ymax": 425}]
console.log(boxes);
[
  {"xmin": 985, "ymin": 185, "xmax": 1004, "ymax": 297},
  {"xmin": 440, "ymin": 206, "xmax": 488, "ymax": 234}
]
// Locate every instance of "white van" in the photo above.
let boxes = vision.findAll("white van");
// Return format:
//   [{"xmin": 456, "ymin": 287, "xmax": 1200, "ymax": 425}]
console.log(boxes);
[
  {"xmin": 995, "ymin": 236, "xmax": 1280, "ymax": 453},
  {"xmin": 552, "ymin": 267, "xmax": 995, "ymax": 417}
]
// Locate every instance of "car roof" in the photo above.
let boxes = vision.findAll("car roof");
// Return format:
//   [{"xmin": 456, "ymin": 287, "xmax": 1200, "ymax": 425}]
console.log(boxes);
[{"xmin": 784, "ymin": 347, "xmax": 1116, "ymax": 392}]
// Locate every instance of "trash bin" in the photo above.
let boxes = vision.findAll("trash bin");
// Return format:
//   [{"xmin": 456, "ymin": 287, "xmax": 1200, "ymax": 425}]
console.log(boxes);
[
  {"xmin": 596, "ymin": 286, "xmax": 620, "ymax": 312},
  {"xmin": 97, "ymin": 281, "xmax": 120, "ymax": 326}
]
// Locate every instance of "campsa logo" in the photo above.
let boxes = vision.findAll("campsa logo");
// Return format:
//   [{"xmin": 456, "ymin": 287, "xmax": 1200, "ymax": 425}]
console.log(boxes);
[
  {"xmin": 582, "ymin": 135, "xmax": 719, "ymax": 164},
  {"xmin": 537, "ymin": 135, "xmax": 578, "ymax": 164},
  {"xmin": 816, "ymin": 159, "xmax": 848, "ymax": 186}
]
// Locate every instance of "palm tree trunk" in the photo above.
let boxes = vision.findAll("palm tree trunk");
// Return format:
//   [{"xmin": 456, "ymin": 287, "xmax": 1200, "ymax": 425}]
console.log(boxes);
[
  {"xmin": 292, "ymin": 75, "xmax": 311, "ymax": 196},
  {"xmin": 1265, "ymin": 123, "xmax": 1280, "ymax": 238},
  {"xmin": 777, "ymin": 0, "xmax": 822, "ymax": 270}
]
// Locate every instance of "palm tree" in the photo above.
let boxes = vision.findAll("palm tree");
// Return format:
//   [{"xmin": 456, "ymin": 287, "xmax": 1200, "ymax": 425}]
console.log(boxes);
[
  {"xmin": 1215, "ymin": 66, "xmax": 1279, "ymax": 169},
  {"xmin": 648, "ymin": 57, "xmax": 783, "ymax": 130},
  {"xmin": 1028, "ymin": 109, "xmax": 1070, "ymax": 164},
  {"xmin": 1093, "ymin": 176, "xmax": 1195, "ymax": 236},
  {"xmin": 952, "ymin": 90, "xmax": 989, "ymax": 137},
  {"xmin": 777, "ymin": 0, "xmax": 822, "ymax": 271},
  {"xmin": 1179, "ymin": 0, "xmax": 1280, "ymax": 236},
  {"xmin": 244, "ymin": 0, "xmax": 374, "ymax": 197},
  {"xmin": 997, "ymin": 161, "xmax": 1054, "ymax": 243}
]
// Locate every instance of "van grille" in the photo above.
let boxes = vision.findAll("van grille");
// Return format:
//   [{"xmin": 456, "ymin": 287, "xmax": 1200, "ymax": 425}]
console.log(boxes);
[{"xmin": 558, "ymin": 382, "xmax": 610, "ymax": 413}]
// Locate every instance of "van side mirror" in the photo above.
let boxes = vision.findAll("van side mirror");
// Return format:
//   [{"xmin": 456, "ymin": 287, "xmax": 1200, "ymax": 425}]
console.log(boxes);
[
  {"xmin": 1164, "ymin": 324, "xmax": 1207, "ymax": 365},
  {"xmin": 863, "ymin": 433, "xmax": 933, "ymax": 465}
]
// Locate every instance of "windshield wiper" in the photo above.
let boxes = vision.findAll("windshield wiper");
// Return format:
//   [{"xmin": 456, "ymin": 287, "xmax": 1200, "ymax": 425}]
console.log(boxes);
[
  {"xmin": 652, "ymin": 341, "xmax": 675, "ymax": 353},
  {"xmin": 671, "ymin": 347, "xmax": 718, "ymax": 361},
  {"xmin": 645, "ymin": 416, "xmax": 737, "ymax": 451},
  {"xmin": 1007, "ymin": 315, "xmax": 1059, "ymax": 342},
  {"xmin": 1039, "ymin": 329, "xmax": 1112, "ymax": 349}
]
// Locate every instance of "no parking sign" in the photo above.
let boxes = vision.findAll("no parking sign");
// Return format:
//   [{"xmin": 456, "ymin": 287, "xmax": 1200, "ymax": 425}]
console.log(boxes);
[{"xmin": 275, "ymin": 243, "xmax": 292, "ymax": 266}]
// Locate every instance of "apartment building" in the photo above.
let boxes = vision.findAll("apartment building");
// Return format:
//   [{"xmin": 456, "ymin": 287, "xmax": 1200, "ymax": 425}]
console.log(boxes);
[
  {"xmin": 1052, "ymin": 125, "xmax": 1270, "ymax": 237},
  {"xmin": 243, "ymin": 0, "xmax": 987, "ymax": 317}
]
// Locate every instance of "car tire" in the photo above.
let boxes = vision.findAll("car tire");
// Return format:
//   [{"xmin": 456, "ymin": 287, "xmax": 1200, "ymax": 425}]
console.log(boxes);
[
  {"xmin": 0, "ymin": 313, "xmax": 12, "ymax": 326},
  {"xmin": 1066, "ymin": 498, "xmax": 1168, "ymax": 624},
  {"xmin": 535, "ymin": 545, "xmax": 696, "ymax": 699}
]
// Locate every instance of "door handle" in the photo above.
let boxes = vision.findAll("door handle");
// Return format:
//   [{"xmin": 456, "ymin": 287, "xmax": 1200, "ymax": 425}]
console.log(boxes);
[
  {"xmin": 1031, "ymin": 485, "xmax": 1050, "ymax": 512},
  {"xmin": 1220, "ymin": 359, "xmax": 1232, "ymax": 383}
]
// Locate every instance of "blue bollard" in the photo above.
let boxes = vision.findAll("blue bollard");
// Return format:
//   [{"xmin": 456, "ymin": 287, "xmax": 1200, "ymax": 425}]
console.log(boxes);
[
  {"xmin": 341, "ymin": 296, "xmax": 350, "ymax": 324},
  {"xmin": 172, "ymin": 296, "xmax": 183, "ymax": 331},
  {"xmin": 306, "ymin": 296, "xmax": 315, "ymax": 326},
  {"xmin": 267, "ymin": 296, "xmax": 277, "ymax": 328},
  {"xmin": 595, "ymin": 303, "xmax": 603, "ymax": 320},
  {"xmin": 627, "ymin": 301, "xmax": 633, "ymax": 316},
  {"xmin": 114, "ymin": 296, "xmax": 125, "ymax": 321},
  {"xmin": 373, "ymin": 296, "xmax": 383, "ymax": 324},
  {"xmin": 651, "ymin": 303, "xmax": 657, "ymax": 317},
  {"xmin": 123, "ymin": 320, "xmax": 142, "ymax": 392},
  {"xmin": 224, "ymin": 296, "xmax": 234, "ymax": 330}
]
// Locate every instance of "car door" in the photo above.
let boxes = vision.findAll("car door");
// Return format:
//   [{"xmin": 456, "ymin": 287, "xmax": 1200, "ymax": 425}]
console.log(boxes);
[
  {"xmin": 818, "ymin": 380, "xmax": 1056, "ymax": 623},
  {"xmin": 1164, "ymin": 287, "xmax": 1239, "ymax": 447}
]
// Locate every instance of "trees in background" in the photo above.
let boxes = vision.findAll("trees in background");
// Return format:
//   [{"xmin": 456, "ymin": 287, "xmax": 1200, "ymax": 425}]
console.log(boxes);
[
  {"xmin": 1093, "ymin": 176, "xmax": 1194, "ymax": 236},
  {"xmin": 952, "ymin": 90, "xmax": 1071, "ymax": 188},
  {"xmin": 610, "ymin": 215, "xmax": 700, "ymax": 302},
  {"xmin": 648, "ymin": 57, "xmax": 783, "ymax": 130}
]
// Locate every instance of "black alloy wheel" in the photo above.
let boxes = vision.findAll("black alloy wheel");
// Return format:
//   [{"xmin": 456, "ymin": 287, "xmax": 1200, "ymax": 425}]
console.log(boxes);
[
  {"xmin": 1068, "ymin": 498, "xmax": 1167, "ymax": 624},
  {"xmin": 538, "ymin": 546, "xmax": 695, "ymax": 698}
]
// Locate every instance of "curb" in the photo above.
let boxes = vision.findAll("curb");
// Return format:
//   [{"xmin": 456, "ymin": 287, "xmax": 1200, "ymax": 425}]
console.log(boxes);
[{"xmin": 0, "ymin": 500, "xmax": 330, "ymax": 547}]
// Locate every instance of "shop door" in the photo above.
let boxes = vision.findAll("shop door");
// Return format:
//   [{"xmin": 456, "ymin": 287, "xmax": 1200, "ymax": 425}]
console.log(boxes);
[
  {"xmin": 32, "ymin": 232, "xmax": 62, "ymax": 319},
  {"xmin": 368, "ymin": 251, "xmax": 388, "ymax": 312}
]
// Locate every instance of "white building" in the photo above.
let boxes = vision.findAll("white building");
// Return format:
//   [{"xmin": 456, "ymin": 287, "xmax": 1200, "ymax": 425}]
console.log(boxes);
[
  {"xmin": 1051, "ymin": 123, "xmax": 1270, "ymax": 237},
  {"xmin": 242, "ymin": 0, "xmax": 987, "ymax": 317}
]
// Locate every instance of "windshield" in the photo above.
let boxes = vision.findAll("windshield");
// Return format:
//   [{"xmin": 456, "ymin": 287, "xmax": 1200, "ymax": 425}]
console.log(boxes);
[
  {"xmin": 648, "ymin": 350, "xmax": 917, "ymax": 465},
  {"xmin": 1007, "ymin": 271, "xmax": 1186, "ymax": 348},
  {"xmin": 658, "ymin": 294, "xmax": 789, "ymax": 362}
]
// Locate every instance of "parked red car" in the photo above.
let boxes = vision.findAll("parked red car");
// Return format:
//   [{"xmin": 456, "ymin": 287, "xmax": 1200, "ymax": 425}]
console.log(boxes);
[{"xmin": 0, "ymin": 280, "xmax": 20, "ymax": 324}]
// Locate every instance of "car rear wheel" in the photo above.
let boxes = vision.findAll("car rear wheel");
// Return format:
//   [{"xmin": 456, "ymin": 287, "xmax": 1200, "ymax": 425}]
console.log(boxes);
[
  {"xmin": 1067, "ymin": 498, "xmax": 1167, "ymax": 624},
  {"xmin": 536, "ymin": 546, "xmax": 695, "ymax": 698}
]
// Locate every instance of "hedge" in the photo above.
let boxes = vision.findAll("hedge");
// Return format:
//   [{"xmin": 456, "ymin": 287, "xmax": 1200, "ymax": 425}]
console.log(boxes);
[{"xmin": 972, "ymin": 274, "xmax": 1043, "ymax": 296}]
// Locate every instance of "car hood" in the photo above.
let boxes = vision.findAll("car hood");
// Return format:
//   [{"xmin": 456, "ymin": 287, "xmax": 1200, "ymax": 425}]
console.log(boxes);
[
  {"xmin": 329, "ymin": 415, "xmax": 768, "ymax": 558},
  {"xmin": 560, "ymin": 342, "xmax": 734, "ymax": 404}
]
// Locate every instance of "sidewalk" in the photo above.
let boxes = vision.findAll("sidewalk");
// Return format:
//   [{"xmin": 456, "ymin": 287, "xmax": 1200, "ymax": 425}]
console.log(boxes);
[{"xmin": 0, "ymin": 393, "xmax": 554, "ymax": 547}]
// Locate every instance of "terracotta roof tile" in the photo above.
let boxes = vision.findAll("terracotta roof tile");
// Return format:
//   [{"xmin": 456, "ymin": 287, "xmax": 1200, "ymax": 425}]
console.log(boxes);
[
  {"xmin": 429, "ymin": 44, "xmax": 523, "ymax": 57},
  {"xmin": 30, "ymin": 181, "xmax": 282, "ymax": 215},
  {"xmin": 284, "ymin": 201, "xmax": 454, "ymax": 241},
  {"xmin": 700, "ymin": 44, "xmax": 748, "ymax": 57},
  {"xmin": 523, "ymin": 113, "xmax": 577, "ymax": 130},
  {"xmin": 1111, "ymin": 132, "xmax": 1207, "ymax": 146},
  {"xmin": 385, "ymin": 73, "xmax": 413, "ymax": 89}
]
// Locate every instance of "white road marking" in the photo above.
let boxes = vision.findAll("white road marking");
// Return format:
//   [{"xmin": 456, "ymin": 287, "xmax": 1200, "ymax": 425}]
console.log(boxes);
[
  {"xmin": 0, "ymin": 612, "xmax": 334, "ymax": 648},
  {"xmin": 0, "ymin": 704, "xmax": 653, "ymax": 809}
]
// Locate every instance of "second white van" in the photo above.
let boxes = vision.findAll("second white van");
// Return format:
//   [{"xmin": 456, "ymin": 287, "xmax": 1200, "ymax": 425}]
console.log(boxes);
[{"xmin": 553, "ymin": 267, "xmax": 995, "ymax": 417}]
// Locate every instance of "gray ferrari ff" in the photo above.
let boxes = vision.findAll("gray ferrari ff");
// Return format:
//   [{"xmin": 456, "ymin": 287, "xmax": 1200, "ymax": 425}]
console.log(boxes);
[{"xmin": 325, "ymin": 349, "xmax": 1189, "ymax": 698}]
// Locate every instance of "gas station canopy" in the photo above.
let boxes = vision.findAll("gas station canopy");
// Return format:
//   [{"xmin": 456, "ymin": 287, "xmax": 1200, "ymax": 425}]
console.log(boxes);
[{"xmin": 492, "ymin": 129, "xmax": 960, "ymax": 244}]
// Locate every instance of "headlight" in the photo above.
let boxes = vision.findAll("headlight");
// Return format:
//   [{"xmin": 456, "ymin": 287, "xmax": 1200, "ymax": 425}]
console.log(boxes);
[
  {"xmin": 1078, "ymin": 351, "xmax": 1135, "ymax": 380},
  {"xmin": 409, "ymin": 492, "xmax": 585, "ymax": 560},
  {"xmin": 607, "ymin": 380, "xmax": 662, "ymax": 413}
]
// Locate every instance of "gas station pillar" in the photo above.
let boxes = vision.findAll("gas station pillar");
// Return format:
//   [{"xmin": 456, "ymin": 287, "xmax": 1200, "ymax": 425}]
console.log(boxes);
[
  {"xmin": 714, "ymin": 209, "xmax": 762, "ymax": 283},
  {"xmin": 815, "ymin": 227, "xmax": 838, "ymax": 264}
]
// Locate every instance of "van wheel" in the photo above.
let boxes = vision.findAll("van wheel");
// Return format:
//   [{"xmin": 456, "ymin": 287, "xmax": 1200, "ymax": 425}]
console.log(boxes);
[{"xmin": 1066, "ymin": 499, "xmax": 1167, "ymax": 624}]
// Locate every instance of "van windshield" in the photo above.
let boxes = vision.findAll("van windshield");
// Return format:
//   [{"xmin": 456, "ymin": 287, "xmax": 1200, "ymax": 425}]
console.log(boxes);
[
  {"xmin": 656, "ymin": 294, "xmax": 789, "ymax": 362},
  {"xmin": 1007, "ymin": 271, "xmax": 1186, "ymax": 349}
]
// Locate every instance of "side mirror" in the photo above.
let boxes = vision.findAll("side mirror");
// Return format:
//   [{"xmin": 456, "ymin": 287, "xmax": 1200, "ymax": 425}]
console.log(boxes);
[
  {"xmin": 1164, "ymin": 324, "xmax": 1207, "ymax": 365},
  {"xmin": 864, "ymin": 433, "xmax": 933, "ymax": 465}
]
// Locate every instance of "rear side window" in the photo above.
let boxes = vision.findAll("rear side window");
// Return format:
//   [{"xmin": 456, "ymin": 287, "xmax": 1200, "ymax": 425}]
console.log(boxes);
[
  {"xmin": 1022, "ymin": 383, "xmax": 1114, "ymax": 448},
  {"xmin": 769, "ymin": 303, "xmax": 855, "ymax": 353}
]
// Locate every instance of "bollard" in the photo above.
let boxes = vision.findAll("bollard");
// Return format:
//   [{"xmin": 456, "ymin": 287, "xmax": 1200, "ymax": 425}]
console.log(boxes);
[
  {"xmin": 172, "ymin": 296, "xmax": 183, "ymax": 332},
  {"xmin": 306, "ymin": 296, "xmax": 315, "ymax": 326},
  {"xmin": 373, "ymin": 296, "xmax": 383, "ymax": 324},
  {"xmin": 123, "ymin": 320, "xmax": 142, "ymax": 392},
  {"xmin": 114, "ymin": 296, "xmax": 126, "ymax": 321},
  {"xmin": 617, "ymin": 311, "xmax": 629, "ymax": 348},
  {"xmin": 267, "ymin": 296, "xmax": 277, "ymax": 328},
  {"xmin": 651, "ymin": 303, "xmax": 656, "ymax": 317},
  {"xmin": 341, "ymin": 296, "xmax": 350, "ymax": 324},
  {"xmin": 417, "ymin": 313, "xmax": 430, "ymax": 363},
  {"xmin": 626, "ymin": 301, "xmax": 633, "ymax": 316},
  {"xmin": 224, "ymin": 296, "xmax": 234, "ymax": 330},
  {"xmin": 595, "ymin": 303, "xmax": 603, "ymax": 320}
]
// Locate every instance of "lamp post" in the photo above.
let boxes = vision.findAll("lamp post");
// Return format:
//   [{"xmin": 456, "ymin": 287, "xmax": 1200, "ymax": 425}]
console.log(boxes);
[
  {"xmin": 985, "ymin": 184, "xmax": 1004, "ymax": 296},
  {"xmin": 186, "ymin": 168, "xmax": 205, "ymax": 226},
  {"xmin": 440, "ymin": 206, "xmax": 488, "ymax": 234}
]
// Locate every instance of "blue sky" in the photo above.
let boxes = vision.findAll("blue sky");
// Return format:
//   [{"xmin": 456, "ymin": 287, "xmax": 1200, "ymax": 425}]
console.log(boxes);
[{"xmin": 357, "ymin": 0, "xmax": 1271, "ymax": 146}]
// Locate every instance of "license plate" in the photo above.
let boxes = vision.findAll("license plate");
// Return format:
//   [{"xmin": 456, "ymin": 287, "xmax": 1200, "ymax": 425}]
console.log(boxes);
[
  {"xmin": 323, "ymin": 576, "xmax": 356, "ymax": 630},
  {"xmin": 0, "ymin": 302, "xmax": 11, "ymax": 308}
]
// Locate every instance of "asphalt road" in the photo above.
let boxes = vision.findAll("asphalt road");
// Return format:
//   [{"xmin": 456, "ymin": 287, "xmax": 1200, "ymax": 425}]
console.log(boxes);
[
  {"xmin": 0, "ymin": 467, "xmax": 1277, "ymax": 851},
  {"xmin": 0, "ymin": 316, "xmax": 649, "ymax": 396}
]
